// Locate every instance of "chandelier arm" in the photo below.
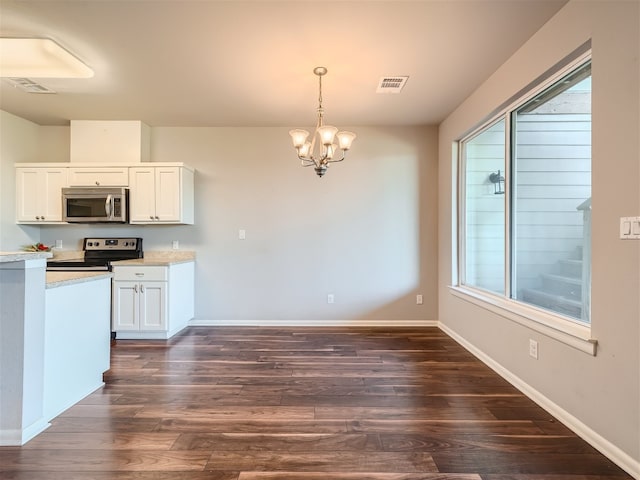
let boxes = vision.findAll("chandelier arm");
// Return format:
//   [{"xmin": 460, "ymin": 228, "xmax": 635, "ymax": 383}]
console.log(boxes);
[
  {"xmin": 298, "ymin": 154, "xmax": 320, "ymax": 167},
  {"xmin": 326, "ymin": 153, "xmax": 346, "ymax": 164}
]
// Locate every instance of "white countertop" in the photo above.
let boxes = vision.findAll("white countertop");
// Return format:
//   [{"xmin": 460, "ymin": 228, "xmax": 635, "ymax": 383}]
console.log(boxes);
[
  {"xmin": 49, "ymin": 250, "xmax": 196, "ymax": 267},
  {"xmin": 112, "ymin": 251, "xmax": 196, "ymax": 267},
  {"xmin": 0, "ymin": 251, "xmax": 53, "ymax": 263}
]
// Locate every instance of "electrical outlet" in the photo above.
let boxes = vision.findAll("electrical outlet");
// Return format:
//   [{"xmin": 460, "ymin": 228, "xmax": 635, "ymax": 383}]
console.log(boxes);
[
  {"xmin": 416, "ymin": 294, "xmax": 423, "ymax": 305},
  {"xmin": 172, "ymin": 240, "xmax": 179, "ymax": 250},
  {"xmin": 529, "ymin": 339, "xmax": 539, "ymax": 359},
  {"xmin": 327, "ymin": 294, "xmax": 334, "ymax": 304},
  {"xmin": 239, "ymin": 229, "xmax": 246, "ymax": 240},
  {"xmin": 55, "ymin": 240, "xmax": 62, "ymax": 249}
]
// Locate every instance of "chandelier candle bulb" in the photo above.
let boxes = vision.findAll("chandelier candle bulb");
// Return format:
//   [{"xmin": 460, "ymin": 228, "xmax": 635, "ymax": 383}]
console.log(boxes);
[{"xmin": 289, "ymin": 66, "xmax": 356, "ymax": 177}]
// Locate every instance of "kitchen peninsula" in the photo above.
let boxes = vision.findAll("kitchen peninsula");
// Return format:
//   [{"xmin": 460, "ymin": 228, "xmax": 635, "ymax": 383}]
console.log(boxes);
[{"xmin": 0, "ymin": 251, "xmax": 111, "ymax": 445}]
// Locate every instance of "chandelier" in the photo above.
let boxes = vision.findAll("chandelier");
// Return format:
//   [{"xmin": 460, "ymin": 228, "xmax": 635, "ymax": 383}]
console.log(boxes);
[{"xmin": 289, "ymin": 67, "xmax": 356, "ymax": 177}]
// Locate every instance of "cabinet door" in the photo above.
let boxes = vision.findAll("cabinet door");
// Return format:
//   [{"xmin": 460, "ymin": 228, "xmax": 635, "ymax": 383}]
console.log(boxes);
[
  {"xmin": 16, "ymin": 168, "xmax": 67, "ymax": 223},
  {"xmin": 16, "ymin": 169, "xmax": 45, "ymax": 222},
  {"xmin": 129, "ymin": 168, "xmax": 157, "ymax": 223},
  {"xmin": 139, "ymin": 282, "xmax": 167, "ymax": 331},
  {"xmin": 42, "ymin": 169, "xmax": 68, "ymax": 221},
  {"xmin": 154, "ymin": 167, "xmax": 181, "ymax": 222},
  {"xmin": 112, "ymin": 281, "xmax": 139, "ymax": 331},
  {"xmin": 68, "ymin": 167, "xmax": 129, "ymax": 187}
]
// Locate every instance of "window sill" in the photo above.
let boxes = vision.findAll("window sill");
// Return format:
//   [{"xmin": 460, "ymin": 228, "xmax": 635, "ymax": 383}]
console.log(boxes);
[{"xmin": 448, "ymin": 286, "xmax": 597, "ymax": 356}]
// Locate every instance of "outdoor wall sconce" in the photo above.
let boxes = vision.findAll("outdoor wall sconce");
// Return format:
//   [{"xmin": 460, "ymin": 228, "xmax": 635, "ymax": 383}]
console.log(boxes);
[{"xmin": 489, "ymin": 170, "xmax": 505, "ymax": 195}]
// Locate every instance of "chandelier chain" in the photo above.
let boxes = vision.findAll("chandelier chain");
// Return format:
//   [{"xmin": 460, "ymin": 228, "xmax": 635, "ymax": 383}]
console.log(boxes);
[{"xmin": 317, "ymin": 73, "xmax": 324, "ymax": 125}]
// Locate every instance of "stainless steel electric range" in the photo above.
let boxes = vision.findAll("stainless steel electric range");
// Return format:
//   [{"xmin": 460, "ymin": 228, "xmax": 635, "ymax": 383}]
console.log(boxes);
[{"xmin": 46, "ymin": 237, "xmax": 143, "ymax": 272}]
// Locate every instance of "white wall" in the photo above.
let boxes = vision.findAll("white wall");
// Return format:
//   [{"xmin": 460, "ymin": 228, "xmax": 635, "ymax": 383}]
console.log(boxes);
[
  {"xmin": 438, "ymin": 0, "xmax": 639, "ymax": 475},
  {"xmin": 1, "ymin": 123, "xmax": 439, "ymax": 324},
  {"xmin": 0, "ymin": 111, "xmax": 41, "ymax": 249}
]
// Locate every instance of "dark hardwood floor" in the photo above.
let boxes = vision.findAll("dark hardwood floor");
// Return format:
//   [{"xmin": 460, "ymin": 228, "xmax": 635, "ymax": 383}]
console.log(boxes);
[{"xmin": 0, "ymin": 326, "xmax": 632, "ymax": 479}]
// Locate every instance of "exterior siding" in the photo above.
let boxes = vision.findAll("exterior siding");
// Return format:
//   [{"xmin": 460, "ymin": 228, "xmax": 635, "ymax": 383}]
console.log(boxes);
[{"xmin": 464, "ymin": 112, "xmax": 591, "ymax": 299}]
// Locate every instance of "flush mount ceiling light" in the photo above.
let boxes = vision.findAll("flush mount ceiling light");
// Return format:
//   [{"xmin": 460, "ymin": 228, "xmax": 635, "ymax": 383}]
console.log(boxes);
[
  {"xmin": 289, "ymin": 67, "xmax": 356, "ymax": 178},
  {"xmin": 0, "ymin": 37, "xmax": 93, "ymax": 78}
]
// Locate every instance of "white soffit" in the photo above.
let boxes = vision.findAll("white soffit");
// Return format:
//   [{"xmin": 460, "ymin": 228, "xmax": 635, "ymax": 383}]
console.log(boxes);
[{"xmin": 0, "ymin": 38, "xmax": 94, "ymax": 78}]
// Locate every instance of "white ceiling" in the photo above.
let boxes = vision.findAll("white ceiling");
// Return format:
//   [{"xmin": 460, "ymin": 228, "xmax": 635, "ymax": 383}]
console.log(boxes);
[{"xmin": 0, "ymin": 0, "xmax": 568, "ymax": 127}]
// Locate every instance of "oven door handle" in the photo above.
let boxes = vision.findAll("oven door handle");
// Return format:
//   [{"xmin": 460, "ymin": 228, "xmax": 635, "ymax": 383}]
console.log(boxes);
[{"xmin": 105, "ymin": 194, "xmax": 113, "ymax": 219}]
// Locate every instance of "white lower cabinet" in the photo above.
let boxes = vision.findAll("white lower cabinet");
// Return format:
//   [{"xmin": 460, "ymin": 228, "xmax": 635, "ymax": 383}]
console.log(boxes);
[
  {"xmin": 112, "ymin": 280, "xmax": 167, "ymax": 331},
  {"xmin": 112, "ymin": 262, "xmax": 194, "ymax": 339}
]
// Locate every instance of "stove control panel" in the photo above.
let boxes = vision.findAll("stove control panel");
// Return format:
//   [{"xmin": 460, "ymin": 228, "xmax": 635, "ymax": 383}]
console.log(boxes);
[{"xmin": 84, "ymin": 238, "xmax": 141, "ymax": 251}]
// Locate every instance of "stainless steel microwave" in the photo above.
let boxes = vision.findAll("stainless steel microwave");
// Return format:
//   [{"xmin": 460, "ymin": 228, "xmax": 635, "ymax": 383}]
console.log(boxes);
[{"xmin": 62, "ymin": 187, "xmax": 129, "ymax": 223}]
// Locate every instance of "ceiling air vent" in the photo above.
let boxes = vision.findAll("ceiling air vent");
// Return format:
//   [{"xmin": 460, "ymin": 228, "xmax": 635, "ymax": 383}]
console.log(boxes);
[
  {"xmin": 376, "ymin": 76, "xmax": 409, "ymax": 94},
  {"xmin": 6, "ymin": 77, "xmax": 56, "ymax": 94}
]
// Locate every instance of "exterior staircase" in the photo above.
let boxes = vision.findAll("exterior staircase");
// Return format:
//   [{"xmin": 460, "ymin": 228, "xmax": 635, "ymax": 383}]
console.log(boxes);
[
  {"xmin": 521, "ymin": 196, "xmax": 591, "ymax": 323},
  {"xmin": 521, "ymin": 246, "xmax": 584, "ymax": 319}
]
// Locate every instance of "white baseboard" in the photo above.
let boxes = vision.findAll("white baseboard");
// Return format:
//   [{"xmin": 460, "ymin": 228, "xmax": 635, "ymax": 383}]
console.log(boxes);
[
  {"xmin": 0, "ymin": 418, "xmax": 50, "ymax": 446},
  {"xmin": 115, "ymin": 331, "xmax": 173, "ymax": 340},
  {"xmin": 188, "ymin": 319, "xmax": 439, "ymax": 327},
  {"xmin": 439, "ymin": 322, "xmax": 640, "ymax": 480}
]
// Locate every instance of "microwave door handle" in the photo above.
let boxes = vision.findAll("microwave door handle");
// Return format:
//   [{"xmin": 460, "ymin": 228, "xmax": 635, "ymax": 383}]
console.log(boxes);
[{"xmin": 105, "ymin": 194, "xmax": 113, "ymax": 219}]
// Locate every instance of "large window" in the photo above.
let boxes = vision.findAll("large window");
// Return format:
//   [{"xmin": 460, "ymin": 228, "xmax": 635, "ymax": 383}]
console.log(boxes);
[
  {"xmin": 459, "ymin": 57, "xmax": 591, "ymax": 325},
  {"xmin": 463, "ymin": 120, "xmax": 506, "ymax": 295}
]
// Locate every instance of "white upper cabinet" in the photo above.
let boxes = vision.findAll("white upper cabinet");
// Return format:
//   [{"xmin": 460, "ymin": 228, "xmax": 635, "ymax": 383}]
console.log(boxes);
[
  {"xmin": 15, "ymin": 162, "xmax": 194, "ymax": 225},
  {"xmin": 129, "ymin": 166, "xmax": 194, "ymax": 224},
  {"xmin": 68, "ymin": 167, "xmax": 129, "ymax": 187},
  {"xmin": 16, "ymin": 167, "xmax": 68, "ymax": 223}
]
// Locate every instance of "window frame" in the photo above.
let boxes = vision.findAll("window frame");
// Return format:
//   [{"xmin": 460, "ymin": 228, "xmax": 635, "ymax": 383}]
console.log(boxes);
[{"xmin": 453, "ymin": 50, "xmax": 596, "ymax": 356}]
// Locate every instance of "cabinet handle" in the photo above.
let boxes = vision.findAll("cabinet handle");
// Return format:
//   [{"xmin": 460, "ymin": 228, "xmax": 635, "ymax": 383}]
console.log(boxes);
[
  {"xmin": 149, "ymin": 215, "xmax": 154, "ymax": 220},
  {"xmin": 140, "ymin": 284, "xmax": 145, "ymax": 293},
  {"xmin": 134, "ymin": 284, "xmax": 138, "ymax": 293},
  {"xmin": 155, "ymin": 216, "xmax": 159, "ymax": 220},
  {"xmin": 95, "ymin": 181, "xmax": 100, "ymax": 186}
]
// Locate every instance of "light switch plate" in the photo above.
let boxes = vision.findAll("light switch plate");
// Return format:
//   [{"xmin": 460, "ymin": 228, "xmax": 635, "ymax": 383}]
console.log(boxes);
[{"xmin": 620, "ymin": 216, "xmax": 640, "ymax": 239}]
